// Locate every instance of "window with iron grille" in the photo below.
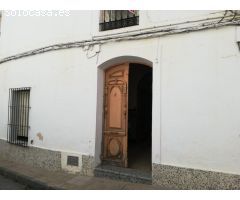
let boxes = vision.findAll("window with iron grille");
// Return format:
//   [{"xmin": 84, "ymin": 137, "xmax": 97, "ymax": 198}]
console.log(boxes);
[
  {"xmin": 99, "ymin": 10, "xmax": 139, "ymax": 31},
  {"xmin": 7, "ymin": 88, "xmax": 31, "ymax": 147}
]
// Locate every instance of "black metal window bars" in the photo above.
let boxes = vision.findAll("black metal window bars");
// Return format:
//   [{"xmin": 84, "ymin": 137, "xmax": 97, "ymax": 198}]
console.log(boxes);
[
  {"xmin": 99, "ymin": 10, "xmax": 139, "ymax": 31},
  {"xmin": 7, "ymin": 88, "xmax": 31, "ymax": 147}
]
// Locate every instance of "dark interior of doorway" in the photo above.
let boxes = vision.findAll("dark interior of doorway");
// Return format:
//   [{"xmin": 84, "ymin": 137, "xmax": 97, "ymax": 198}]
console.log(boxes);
[{"xmin": 128, "ymin": 63, "xmax": 152, "ymax": 172}]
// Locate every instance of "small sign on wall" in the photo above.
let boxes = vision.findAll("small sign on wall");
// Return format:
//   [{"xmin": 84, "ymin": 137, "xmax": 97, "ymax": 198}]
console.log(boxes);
[
  {"xmin": 61, "ymin": 152, "xmax": 82, "ymax": 173},
  {"xmin": 67, "ymin": 156, "xmax": 79, "ymax": 166}
]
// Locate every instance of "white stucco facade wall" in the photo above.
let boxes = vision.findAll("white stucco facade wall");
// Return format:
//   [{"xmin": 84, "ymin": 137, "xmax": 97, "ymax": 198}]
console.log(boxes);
[
  {"xmin": 0, "ymin": 10, "xmax": 240, "ymax": 175},
  {"xmin": 159, "ymin": 27, "xmax": 240, "ymax": 174}
]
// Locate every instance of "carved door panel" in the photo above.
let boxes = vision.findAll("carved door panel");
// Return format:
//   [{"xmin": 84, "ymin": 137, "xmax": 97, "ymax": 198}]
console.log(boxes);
[{"xmin": 102, "ymin": 63, "xmax": 129, "ymax": 167}]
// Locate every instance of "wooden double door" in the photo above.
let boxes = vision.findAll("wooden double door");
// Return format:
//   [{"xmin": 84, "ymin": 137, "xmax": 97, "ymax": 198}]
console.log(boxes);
[{"xmin": 102, "ymin": 63, "xmax": 129, "ymax": 167}]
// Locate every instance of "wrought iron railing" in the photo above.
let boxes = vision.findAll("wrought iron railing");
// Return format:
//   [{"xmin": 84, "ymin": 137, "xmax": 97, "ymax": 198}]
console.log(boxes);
[
  {"xmin": 99, "ymin": 10, "xmax": 139, "ymax": 31},
  {"xmin": 7, "ymin": 87, "xmax": 31, "ymax": 147}
]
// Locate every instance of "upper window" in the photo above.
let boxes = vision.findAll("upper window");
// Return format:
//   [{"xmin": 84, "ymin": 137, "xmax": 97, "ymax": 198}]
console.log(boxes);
[
  {"xmin": 7, "ymin": 88, "xmax": 31, "ymax": 147},
  {"xmin": 99, "ymin": 10, "xmax": 139, "ymax": 31}
]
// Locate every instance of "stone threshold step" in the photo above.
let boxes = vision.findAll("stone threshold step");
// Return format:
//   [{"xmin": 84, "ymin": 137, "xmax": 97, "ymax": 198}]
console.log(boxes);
[{"xmin": 94, "ymin": 164, "xmax": 152, "ymax": 185}]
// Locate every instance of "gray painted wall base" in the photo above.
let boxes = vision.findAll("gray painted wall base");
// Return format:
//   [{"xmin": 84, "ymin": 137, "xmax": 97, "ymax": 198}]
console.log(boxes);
[
  {"xmin": 0, "ymin": 139, "xmax": 94, "ymax": 175},
  {"xmin": 0, "ymin": 139, "xmax": 61, "ymax": 171},
  {"xmin": 153, "ymin": 163, "xmax": 240, "ymax": 189},
  {"xmin": 81, "ymin": 155, "xmax": 95, "ymax": 176}
]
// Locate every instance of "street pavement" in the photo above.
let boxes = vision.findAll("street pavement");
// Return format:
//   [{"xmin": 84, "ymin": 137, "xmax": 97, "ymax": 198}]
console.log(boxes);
[
  {"xmin": 0, "ymin": 174, "xmax": 27, "ymax": 190},
  {"xmin": 0, "ymin": 156, "xmax": 162, "ymax": 190}
]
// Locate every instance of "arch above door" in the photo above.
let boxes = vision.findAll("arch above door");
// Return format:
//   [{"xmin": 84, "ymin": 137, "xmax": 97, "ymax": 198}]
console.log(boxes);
[{"xmin": 98, "ymin": 56, "xmax": 153, "ymax": 71}]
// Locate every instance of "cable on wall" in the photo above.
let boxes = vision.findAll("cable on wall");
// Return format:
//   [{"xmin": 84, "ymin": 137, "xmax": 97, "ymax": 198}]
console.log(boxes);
[{"xmin": 0, "ymin": 11, "xmax": 239, "ymax": 65}]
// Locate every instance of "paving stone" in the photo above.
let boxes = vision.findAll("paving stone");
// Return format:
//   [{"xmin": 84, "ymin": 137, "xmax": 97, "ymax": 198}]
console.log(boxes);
[
  {"xmin": 0, "ymin": 156, "xmax": 159, "ymax": 190},
  {"xmin": 0, "ymin": 174, "xmax": 27, "ymax": 190}
]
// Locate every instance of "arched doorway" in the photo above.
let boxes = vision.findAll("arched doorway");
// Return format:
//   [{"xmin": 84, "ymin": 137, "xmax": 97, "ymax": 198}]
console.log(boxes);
[{"xmin": 101, "ymin": 62, "xmax": 152, "ymax": 172}]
